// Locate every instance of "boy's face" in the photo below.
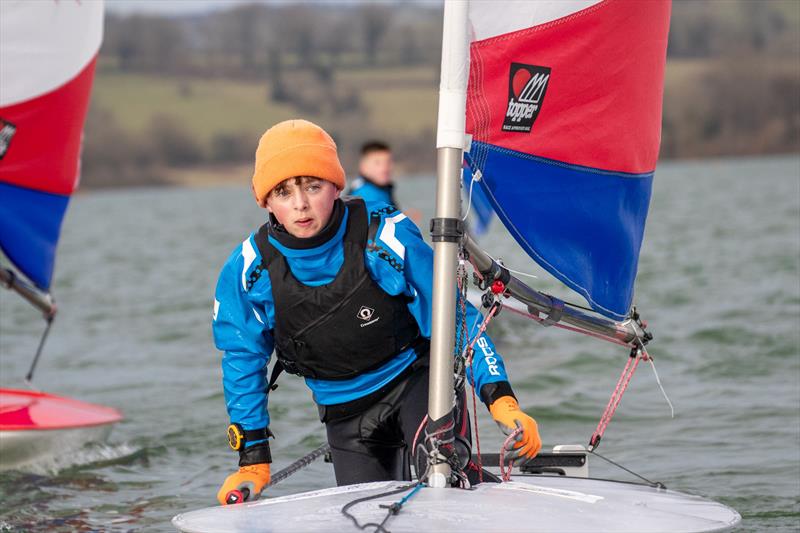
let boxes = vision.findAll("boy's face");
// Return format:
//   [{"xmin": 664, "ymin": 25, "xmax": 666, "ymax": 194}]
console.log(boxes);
[
  {"xmin": 266, "ymin": 177, "xmax": 340, "ymax": 239},
  {"xmin": 358, "ymin": 150, "xmax": 393, "ymax": 186}
]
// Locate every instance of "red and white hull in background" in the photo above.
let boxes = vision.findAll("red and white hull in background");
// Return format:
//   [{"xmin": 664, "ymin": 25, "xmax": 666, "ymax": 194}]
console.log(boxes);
[{"xmin": 0, "ymin": 389, "xmax": 122, "ymax": 471}]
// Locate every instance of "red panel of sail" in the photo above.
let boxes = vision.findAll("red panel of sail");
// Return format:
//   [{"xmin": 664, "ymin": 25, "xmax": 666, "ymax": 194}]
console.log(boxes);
[
  {"xmin": 467, "ymin": 0, "xmax": 670, "ymax": 174},
  {"xmin": 0, "ymin": 56, "xmax": 97, "ymax": 196}
]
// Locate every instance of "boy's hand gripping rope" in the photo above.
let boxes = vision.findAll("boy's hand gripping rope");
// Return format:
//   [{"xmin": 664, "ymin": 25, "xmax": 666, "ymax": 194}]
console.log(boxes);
[{"xmin": 499, "ymin": 426, "xmax": 523, "ymax": 482}]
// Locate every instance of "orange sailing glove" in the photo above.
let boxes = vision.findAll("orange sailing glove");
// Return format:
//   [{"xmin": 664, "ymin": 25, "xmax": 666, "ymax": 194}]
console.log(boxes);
[
  {"xmin": 217, "ymin": 435, "xmax": 273, "ymax": 505},
  {"xmin": 489, "ymin": 395, "xmax": 542, "ymax": 463},
  {"xmin": 217, "ymin": 463, "xmax": 271, "ymax": 505}
]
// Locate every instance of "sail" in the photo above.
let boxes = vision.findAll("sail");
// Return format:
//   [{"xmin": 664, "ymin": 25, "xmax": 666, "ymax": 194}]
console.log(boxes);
[
  {"xmin": 465, "ymin": 0, "xmax": 670, "ymax": 320},
  {"xmin": 0, "ymin": 0, "xmax": 104, "ymax": 290}
]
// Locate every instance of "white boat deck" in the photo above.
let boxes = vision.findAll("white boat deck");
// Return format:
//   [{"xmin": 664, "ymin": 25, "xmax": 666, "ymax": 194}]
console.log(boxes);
[{"xmin": 173, "ymin": 475, "xmax": 741, "ymax": 532}]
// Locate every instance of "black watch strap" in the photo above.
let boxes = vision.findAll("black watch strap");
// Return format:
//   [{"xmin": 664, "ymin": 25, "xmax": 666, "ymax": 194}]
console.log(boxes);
[
  {"xmin": 243, "ymin": 427, "xmax": 273, "ymax": 442},
  {"xmin": 239, "ymin": 441, "xmax": 272, "ymax": 466}
]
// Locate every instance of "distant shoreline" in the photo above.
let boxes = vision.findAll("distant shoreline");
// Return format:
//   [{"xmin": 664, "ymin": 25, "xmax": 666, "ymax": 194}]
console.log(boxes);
[{"xmin": 76, "ymin": 153, "xmax": 800, "ymax": 192}]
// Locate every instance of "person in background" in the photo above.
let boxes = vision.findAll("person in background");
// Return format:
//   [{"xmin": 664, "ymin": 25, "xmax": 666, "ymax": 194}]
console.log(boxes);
[
  {"xmin": 213, "ymin": 119, "xmax": 541, "ymax": 505},
  {"xmin": 348, "ymin": 141, "xmax": 421, "ymax": 223},
  {"xmin": 348, "ymin": 141, "xmax": 397, "ymax": 206}
]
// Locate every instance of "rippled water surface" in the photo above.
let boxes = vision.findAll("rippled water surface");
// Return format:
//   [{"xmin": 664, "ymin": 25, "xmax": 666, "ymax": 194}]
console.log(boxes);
[{"xmin": 1, "ymin": 156, "xmax": 798, "ymax": 531}]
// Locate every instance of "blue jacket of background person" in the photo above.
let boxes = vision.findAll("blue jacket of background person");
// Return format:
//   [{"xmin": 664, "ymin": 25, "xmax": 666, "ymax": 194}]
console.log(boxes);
[
  {"xmin": 212, "ymin": 199, "xmax": 512, "ymax": 432},
  {"xmin": 348, "ymin": 176, "xmax": 397, "ymax": 207}
]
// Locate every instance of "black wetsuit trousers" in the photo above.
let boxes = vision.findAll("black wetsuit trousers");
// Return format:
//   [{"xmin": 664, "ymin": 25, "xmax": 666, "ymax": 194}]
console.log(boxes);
[{"xmin": 318, "ymin": 362, "xmax": 471, "ymax": 486}]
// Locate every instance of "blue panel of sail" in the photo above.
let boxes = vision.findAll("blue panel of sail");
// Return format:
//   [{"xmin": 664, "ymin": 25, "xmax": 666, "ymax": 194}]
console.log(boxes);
[
  {"xmin": 0, "ymin": 182, "xmax": 70, "ymax": 290},
  {"xmin": 467, "ymin": 142, "xmax": 653, "ymax": 321}
]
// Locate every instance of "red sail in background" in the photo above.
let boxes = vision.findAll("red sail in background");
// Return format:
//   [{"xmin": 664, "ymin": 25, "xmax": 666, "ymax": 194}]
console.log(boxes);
[{"xmin": 0, "ymin": 0, "xmax": 104, "ymax": 290}]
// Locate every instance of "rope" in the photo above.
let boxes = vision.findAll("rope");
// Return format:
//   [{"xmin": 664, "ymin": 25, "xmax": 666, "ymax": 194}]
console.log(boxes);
[
  {"xmin": 482, "ymin": 251, "xmax": 539, "ymax": 281},
  {"xmin": 462, "ymin": 302, "xmax": 500, "ymax": 484},
  {"xmin": 387, "ymin": 482, "xmax": 425, "ymax": 510},
  {"xmin": 340, "ymin": 483, "xmax": 419, "ymax": 532},
  {"xmin": 454, "ymin": 257, "xmax": 470, "ymax": 392},
  {"xmin": 644, "ymin": 347, "xmax": 675, "ymax": 418},
  {"xmin": 462, "ymin": 173, "xmax": 477, "ymax": 222},
  {"xmin": 463, "ymin": 302, "xmax": 499, "ymax": 357},
  {"xmin": 588, "ymin": 449, "xmax": 665, "ymax": 489},
  {"xmin": 498, "ymin": 427, "xmax": 523, "ymax": 481},
  {"xmin": 588, "ymin": 348, "xmax": 645, "ymax": 450},
  {"xmin": 467, "ymin": 363, "xmax": 483, "ymax": 483},
  {"xmin": 411, "ymin": 414, "xmax": 428, "ymax": 455}
]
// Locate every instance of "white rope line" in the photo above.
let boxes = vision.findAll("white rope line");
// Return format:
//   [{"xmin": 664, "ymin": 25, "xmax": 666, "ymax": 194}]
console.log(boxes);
[
  {"xmin": 484, "ymin": 251, "xmax": 539, "ymax": 280},
  {"xmin": 462, "ymin": 172, "xmax": 477, "ymax": 222},
  {"xmin": 648, "ymin": 358, "xmax": 675, "ymax": 418},
  {"xmin": 503, "ymin": 265, "xmax": 539, "ymax": 281}
]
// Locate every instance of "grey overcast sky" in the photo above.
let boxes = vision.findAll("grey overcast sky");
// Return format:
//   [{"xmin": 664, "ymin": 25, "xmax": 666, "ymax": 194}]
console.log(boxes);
[
  {"xmin": 105, "ymin": 0, "xmax": 414, "ymax": 16},
  {"xmin": 106, "ymin": 1, "xmax": 285, "ymax": 15}
]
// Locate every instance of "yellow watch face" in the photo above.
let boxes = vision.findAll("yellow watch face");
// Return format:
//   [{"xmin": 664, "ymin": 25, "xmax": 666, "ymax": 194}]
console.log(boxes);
[{"xmin": 227, "ymin": 424, "xmax": 244, "ymax": 451}]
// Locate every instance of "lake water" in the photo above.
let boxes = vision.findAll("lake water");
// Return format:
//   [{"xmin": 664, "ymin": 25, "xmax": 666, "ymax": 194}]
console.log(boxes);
[{"xmin": 1, "ymin": 156, "xmax": 798, "ymax": 531}]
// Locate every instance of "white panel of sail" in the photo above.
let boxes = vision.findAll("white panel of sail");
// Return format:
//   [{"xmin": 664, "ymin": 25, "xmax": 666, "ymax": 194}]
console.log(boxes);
[
  {"xmin": 467, "ymin": 0, "xmax": 602, "ymax": 41},
  {"xmin": 0, "ymin": 0, "xmax": 104, "ymax": 106}
]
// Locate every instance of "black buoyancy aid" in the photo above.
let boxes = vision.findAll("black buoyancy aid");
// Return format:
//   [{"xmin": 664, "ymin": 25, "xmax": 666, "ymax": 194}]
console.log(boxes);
[{"xmin": 254, "ymin": 198, "xmax": 424, "ymax": 381}]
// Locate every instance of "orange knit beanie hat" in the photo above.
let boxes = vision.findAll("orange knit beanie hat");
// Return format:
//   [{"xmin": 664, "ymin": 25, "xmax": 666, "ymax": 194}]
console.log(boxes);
[{"xmin": 251, "ymin": 119, "xmax": 346, "ymax": 207}]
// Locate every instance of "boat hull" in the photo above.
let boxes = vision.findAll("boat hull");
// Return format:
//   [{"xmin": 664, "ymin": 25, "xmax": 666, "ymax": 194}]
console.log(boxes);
[
  {"xmin": 172, "ymin": 476, "xmax": 741, "ymax": 533},
  {"xmin": 0, "ymin": 388, "xmax": 122, "ymax": 470},
  {"xmin": 0, "ymin": 425, "xmax": 114, "ymax": 470}
]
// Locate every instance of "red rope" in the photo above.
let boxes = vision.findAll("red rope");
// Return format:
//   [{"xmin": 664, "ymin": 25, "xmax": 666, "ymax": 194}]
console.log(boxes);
[
  {"xmin": 499, "ymin": 427, "xmax": 523, "ymax": 481},
  {"xmin": 464, "ymin": 303, "xmax": 499, "ymax": 355},
  {"xmin": 468, "ymin": 371, "xmax": 483, "ymax": 483},
  {"xmin": 412, "ymin": 414, "xmax": 428, "ymax": 454},
  {"xmin": 588, "ymin": 348, "xmax": 648, "ymax": 449},
  {"xmin": 463, "ymin": 303, "xmax": 499, "ymax": 484}
]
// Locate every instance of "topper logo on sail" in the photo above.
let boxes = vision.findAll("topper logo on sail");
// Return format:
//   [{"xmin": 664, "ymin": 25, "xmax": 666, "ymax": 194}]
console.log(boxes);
[
  {"xmin": 502, "ymin": 63, "xmax": 551, "ymax": 133},
  {"xmin": 0, "ymin": 118, "xmax": 16, "ymax": 160}
]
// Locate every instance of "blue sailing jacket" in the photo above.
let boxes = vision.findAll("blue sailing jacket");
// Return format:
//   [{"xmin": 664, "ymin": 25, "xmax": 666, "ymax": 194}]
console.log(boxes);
[
  {"xmin": 348, "ymin": 176, "xmax": 396, "ymax": 207},
  {"xmin": 212, "ymin": 200, "xmax": 511, "ymax": 431}
]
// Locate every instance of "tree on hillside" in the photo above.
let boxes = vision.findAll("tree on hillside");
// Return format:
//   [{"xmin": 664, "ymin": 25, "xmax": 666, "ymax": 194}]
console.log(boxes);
[
  {"xmin": 266, "ymin": 47, "xmax": 289, "ymax": 103},
  {"xmin": 102, "ymin": 14, "xmax": 186, "ymax": 73},
  {"xmin": 279, "ymin": 5, "xmax": 317, "ymax": 68},
  {"xmin": 668, "ymin": 0, "xmax": 799, "ymax": 58},
  {"xmin": 234, "ymin": 5, "xmax": 261, "ymax": 71},
  {"xmin": 360, "ymin": 4, "xmax": 391, "ymax": 66},
  {"xmin": 318, "ymin": 16, "xmax": 355, "ymax": 68}
]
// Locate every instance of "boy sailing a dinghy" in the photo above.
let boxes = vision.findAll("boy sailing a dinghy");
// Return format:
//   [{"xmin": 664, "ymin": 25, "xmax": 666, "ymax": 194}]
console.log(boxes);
[{"xmin": 213, "ymin": 120, "xmax": 541, "ymax": 505}]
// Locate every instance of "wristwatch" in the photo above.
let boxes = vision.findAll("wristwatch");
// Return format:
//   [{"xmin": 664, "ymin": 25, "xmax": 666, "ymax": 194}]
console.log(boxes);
[{"xmin": 227, "ymin": 423, "xmax": 273, "ymax": 451}]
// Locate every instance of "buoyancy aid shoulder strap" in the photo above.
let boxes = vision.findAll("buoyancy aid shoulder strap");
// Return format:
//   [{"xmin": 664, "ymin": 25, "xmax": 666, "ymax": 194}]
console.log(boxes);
[
  {"xmin": 254, "ymin": 222, "xmax": 273, "ymax": 268},
  {"xmin": 342, "ymin": 197, "xmax": 368, "ymax": 244}
]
